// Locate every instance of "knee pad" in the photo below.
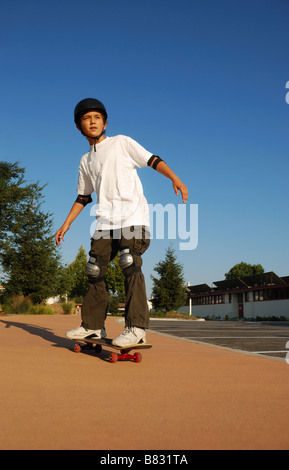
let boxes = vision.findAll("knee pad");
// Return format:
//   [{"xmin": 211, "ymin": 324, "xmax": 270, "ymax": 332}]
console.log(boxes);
[
  {"xmin": 86, "ymin": 254, "xmax": 107, "ymax": 283},
  {"xmin": 119, "ymin": 248, "xmax": 142, "ymax": 277}
]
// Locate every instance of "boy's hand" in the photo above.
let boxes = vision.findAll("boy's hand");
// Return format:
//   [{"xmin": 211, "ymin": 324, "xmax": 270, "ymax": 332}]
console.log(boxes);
[
  {"xmin": 55, "ymin": 201, "xmax": 85, "ymax": 245},
  {"xmin": 173, "ymin": 179, "xmax": 188, "ymax": 204},
  {"xmin": 55, "ymin": 223, "xmax": 70, "ymax": 245}
]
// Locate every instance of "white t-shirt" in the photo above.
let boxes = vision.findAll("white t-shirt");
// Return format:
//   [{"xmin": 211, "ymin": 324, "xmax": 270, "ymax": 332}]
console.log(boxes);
[{"xmin": 77, "ymin": 135, "xmax": 153, "ymax": 232}]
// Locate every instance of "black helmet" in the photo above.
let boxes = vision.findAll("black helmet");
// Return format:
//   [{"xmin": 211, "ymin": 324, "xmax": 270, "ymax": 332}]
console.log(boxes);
[{"xmin": 74, "ymin": 98, "xmax": 108, "ymax": 124}]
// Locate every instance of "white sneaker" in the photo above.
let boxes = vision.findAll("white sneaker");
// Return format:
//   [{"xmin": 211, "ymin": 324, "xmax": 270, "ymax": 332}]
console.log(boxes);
[
  {"xmin": 112, "ymin": 327, "xmax": 146, "ymax": 347},
  {"xmin": 66, "ymin": 325, "xmax": 106, "ymax": 340}
]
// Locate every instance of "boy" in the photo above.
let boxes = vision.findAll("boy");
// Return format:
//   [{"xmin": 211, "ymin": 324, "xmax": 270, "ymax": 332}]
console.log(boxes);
[{"xmin": 55, "ymin": 98, "xmax": 188, "ymax": 347}]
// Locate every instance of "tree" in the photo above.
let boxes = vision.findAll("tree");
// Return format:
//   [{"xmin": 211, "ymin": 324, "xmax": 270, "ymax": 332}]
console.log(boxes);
[
  {"xmin": 106, "ymin": 252, "xmax": 125, "ymax": 314},
  {"xmin": 151, "ymin": 246, "xmax": 186, "ymax": 312},
  {"xmin": 0, "ymin": 162, "xmax": 40, "ymax": 251},
  {"xmin": 106, "ymin": 252, "xmax": 125, "ymax": 301},
  {"xmin": 225, "ymin": 262, "xmax": 264, "ymax": 280},
  {"xmin": 0, "ymin": 161, "xmax": 62, "ymax": 303},
  {"xmin": 66, "ymin": 245, "xmax": 89, "ymax": 300}
]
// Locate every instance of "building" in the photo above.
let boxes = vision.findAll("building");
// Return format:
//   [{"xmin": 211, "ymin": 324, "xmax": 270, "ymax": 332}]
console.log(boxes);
[{"xmin": 184, "ymin": 272, "xmax": 289, "ymax": 320}]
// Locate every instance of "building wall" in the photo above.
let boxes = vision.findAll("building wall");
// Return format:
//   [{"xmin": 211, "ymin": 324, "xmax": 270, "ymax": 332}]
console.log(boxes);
[
  {"xmin": 179, "ymin": 299, "xmax": 233, "ymax": 319},
  {"xmin": 180, "ymin": 295, "xmax": 289, "ymax": 320},
  {"xmin": 244, "ymin": 299, "xmax": 289, "ymax": 319},
  {"xmin": 191, "ymin": 302, "xmax": 233, "ymax": 319}
]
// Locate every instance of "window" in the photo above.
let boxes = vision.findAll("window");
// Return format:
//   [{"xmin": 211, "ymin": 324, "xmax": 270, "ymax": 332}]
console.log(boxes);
[{"xmin": 215, "ymin": 295, "xmax": 225, "ymax": 304}]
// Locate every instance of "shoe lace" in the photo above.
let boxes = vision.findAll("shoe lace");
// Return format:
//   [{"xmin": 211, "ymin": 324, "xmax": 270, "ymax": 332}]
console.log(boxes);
[{"xmin": 121, "ymin": 327, "xmax": 136, "ymax": 336}]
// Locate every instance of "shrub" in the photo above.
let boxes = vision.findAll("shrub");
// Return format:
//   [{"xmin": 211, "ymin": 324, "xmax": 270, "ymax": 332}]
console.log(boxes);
[
  {"xmin": 18, "ymin": 297, "xmax": 33, "ymax": 314},
  {"xmin": 10, "ymin": 295, "xmax": 32, "ymax": 314},
  {"xmin": 1, "ymin": 303, "xmax": 13, "ymax": 314},
  {"xmin": 30, "ymin": 305, "xmax": 54, "ymax": 315},
  {"xmin": 61, "ymin": 301, "xmax": 75, "ymax": 315}
]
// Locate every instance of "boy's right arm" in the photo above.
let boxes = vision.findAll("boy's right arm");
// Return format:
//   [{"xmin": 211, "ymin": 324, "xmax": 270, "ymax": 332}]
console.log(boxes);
[
  {"xmin": 148, "ymin": 156, "xmax": 188, "ymax": 204},
  {"xmin": 55, "ymin": 196, "xmax": 90, "ymax": 245}
]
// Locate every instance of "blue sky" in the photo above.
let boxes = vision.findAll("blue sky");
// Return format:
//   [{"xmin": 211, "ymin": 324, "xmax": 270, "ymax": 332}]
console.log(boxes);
[{"xmin": 1, "ymin": 0, "xmax": 289, "ymax": 296}]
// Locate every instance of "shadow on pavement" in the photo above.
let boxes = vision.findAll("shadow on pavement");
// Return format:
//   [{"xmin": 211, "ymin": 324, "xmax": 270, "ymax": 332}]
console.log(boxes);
[{"xmin": 0, "ymin": 318, "xmax": 72, "ymax": 350}]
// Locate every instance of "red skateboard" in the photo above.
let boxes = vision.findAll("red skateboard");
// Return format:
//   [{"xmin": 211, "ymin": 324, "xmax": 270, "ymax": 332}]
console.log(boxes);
[{"xmin": 72, "ymin": 337, "xmax": 152, "ymax": 363}]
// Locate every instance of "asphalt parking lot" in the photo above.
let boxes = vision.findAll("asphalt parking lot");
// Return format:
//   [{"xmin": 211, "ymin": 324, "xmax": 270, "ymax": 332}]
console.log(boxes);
[{"xmin": 148, "ymin": 319, "xmax": 289, "ymax": 361}]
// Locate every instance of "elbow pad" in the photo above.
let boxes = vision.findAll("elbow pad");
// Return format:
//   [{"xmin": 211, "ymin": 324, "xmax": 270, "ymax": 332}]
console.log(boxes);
[
  {"xmin": 147, "ymin": 155, "xmax": 164, "ymax": 170},
  {"xmin": 75, "ymin": 194, "xmax": 93, "ymax": 206}
]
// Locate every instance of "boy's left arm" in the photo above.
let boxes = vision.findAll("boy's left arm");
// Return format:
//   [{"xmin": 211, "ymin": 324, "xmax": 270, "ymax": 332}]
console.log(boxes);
[{"xmin": 148, "ymin": 156, "xmax": 188, "ymax": 203}]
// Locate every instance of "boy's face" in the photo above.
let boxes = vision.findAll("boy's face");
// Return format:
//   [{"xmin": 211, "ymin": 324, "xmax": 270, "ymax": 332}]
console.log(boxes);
[{"xmin": 78, "ymin": 111, "xmax": 107, "ymax": 139}]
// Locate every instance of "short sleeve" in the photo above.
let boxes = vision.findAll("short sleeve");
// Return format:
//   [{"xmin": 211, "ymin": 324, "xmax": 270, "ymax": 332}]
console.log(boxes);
[
  {"xmin": 125, "ymin": 136, "xmax": 153, "ymax": 168},
  {"xmin": 77, "ymin": 158, "xmax": 94, "ymax": 195}
]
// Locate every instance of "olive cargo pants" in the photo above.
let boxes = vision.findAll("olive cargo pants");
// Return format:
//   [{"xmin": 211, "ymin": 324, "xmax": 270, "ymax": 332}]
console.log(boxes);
[{"xmin": 81, "ymin": 226, "xmax": 150, "ymax": 330}]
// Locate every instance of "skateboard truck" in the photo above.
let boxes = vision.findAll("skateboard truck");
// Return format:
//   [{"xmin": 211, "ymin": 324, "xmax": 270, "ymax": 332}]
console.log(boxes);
[{"xmin": 109, "ymin": 350, "xmax": 142, "ymax": 363}]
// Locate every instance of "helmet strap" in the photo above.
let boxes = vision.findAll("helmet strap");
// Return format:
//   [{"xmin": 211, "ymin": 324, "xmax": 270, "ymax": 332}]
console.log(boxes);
[
  {"xmin": 93, "ymin": 130, "xmax": 104, "ymax": 151},
  {"xmin": 80, "ymin": 126, "xmax": 105, "ymax": 150}
]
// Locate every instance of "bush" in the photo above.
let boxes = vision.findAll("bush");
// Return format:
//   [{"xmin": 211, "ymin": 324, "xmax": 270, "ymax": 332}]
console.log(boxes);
[
  {"xmin": 108, "ymin": 295, "xmax": 121, "ymax": 316},
  {"xmin": 18, "ymin": 297, "xmax": 33, "ymax": 314},
  {"xmin": 30, "ymin": 305, "xmax": 54, "ymax": 315},
  {"xmin": 1, "ymin": 296, "xmax": 55, "ymax": 315},
  {"xmin": 1, "ymin": 303, "xmax": 13, "ymax": 314},
  {"xmin": 150, "ymin": 310, "xmax": 199, "ymax": 320},
  {"xmin": 61, "ymin": 301, "xmax": 75, "ymax": 315},
  {"xmin": 10, "ymin": 295, "xmax": 32, "ymax": 314}
]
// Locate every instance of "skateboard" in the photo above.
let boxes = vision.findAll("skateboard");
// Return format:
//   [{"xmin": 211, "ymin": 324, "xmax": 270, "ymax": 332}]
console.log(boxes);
[{"xmin": 72, "ymin": 337, "xmax": 152, "ymax": 363}]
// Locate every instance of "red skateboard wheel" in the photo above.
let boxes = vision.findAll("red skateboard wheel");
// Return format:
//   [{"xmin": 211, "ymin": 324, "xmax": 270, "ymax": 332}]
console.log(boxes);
[
  {"xmin": 109, "ymin": 352, "xmax": 118, "ymax": 363},
  {"xmin": 134, "ymin": 352, "xmax": 142, "ymax": 363},
  {"xmin": 73, "ymin": 343, "xmax": 81, "ymax": 353}
]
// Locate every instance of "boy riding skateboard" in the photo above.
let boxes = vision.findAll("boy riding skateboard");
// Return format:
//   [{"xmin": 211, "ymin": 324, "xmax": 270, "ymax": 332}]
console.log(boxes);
[{"xmin": 55, "ymin": 98, "xmax": 188, "ymax": 347}]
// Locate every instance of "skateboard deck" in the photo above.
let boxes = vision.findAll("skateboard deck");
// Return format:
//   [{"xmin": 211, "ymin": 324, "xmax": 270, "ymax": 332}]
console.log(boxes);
[{"xmin": 72, "ymin": 336, "xmax": 152, "ymax": 363}]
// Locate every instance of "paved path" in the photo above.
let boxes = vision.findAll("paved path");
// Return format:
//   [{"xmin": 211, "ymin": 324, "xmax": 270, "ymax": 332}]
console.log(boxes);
[{"xmin": 1, "ymin": 315, "xmax": 289, "ymax": 450}]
